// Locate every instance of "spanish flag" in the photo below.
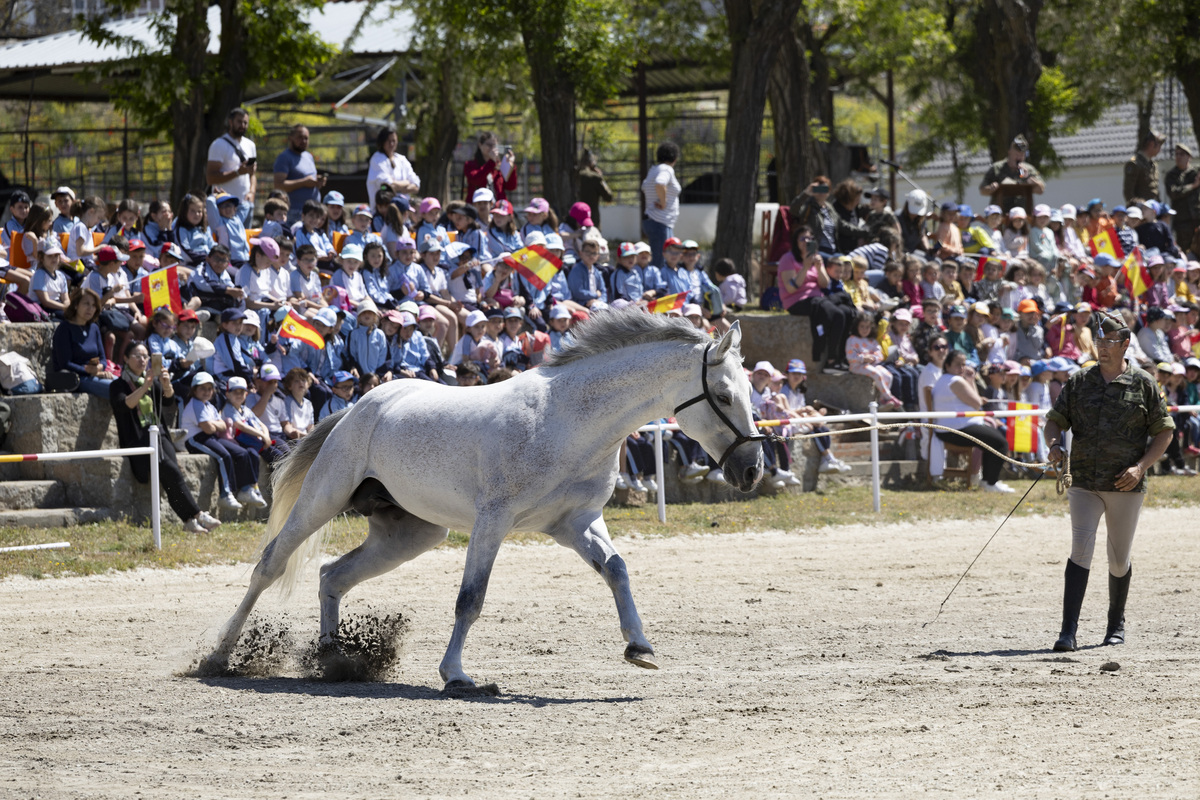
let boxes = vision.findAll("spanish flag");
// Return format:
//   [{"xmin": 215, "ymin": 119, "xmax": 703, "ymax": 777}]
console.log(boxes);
[
  {"xmin": 646, "ymin": 292, "xmax": 686, "ymax": 314},
  {"xmin": 278, "ymin": 309, "xmax": 325, "ymax": 349},
  {"xmin": 1006, "ymin": 402, "xmax": 1038, "ymax": 454},
  {"xmin": 974, "ymin": 253, "xmax": 1007, "ymax": 281},
  {"xmin": 1120, "ymin": 247, "xmax": 1151, "ymax": 299},
  {"xmin": 504, "ymin": 245, "xmax": 561, "ymax": 290},
  {"xmin": 1088, "ymin": 227, "xmax": 1124, "ymax": 261},
  {"xmin": 140, "ymin": 266, "xmax": 183, "ymax": 316}
]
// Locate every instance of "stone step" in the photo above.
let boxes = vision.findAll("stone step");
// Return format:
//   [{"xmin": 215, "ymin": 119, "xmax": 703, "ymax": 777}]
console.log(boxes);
[
  {"xmin": 0, "ymin": 507, "xmax": 112, "ymax": 528},
  {"xmin": 0, "ymin": 480, "xmax": 66, "ymax": 511}
]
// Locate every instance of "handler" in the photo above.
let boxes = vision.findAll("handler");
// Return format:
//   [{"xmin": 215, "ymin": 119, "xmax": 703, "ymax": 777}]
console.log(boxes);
[{"xmin": 1043, "ymin": 312, "xmax": 1174, "ymax": 652}]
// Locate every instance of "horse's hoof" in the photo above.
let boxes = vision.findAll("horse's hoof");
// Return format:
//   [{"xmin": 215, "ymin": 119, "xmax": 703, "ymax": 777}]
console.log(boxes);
[
  {"xmin": 624, "ymin": 644, "xmax": 658, "ymax": 669},
  {"xmin": 441, "ymin": 679, "xmax": 501, "ymax": 697}
]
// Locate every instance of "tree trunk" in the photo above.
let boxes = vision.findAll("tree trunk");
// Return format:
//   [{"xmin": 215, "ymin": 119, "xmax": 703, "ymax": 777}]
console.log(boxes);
[
  {"xmin": 169, "ymin": 0, "xmax": 210, "ymax": 204},
  {"xmin": 208, "ymin": 0, "xmax": 250, "ymax": 140},
  {"xmin": 712, "ymin": 0, "xmax": 805, "ymax": 269},
  {"xmin": 806, "ymin": 24, "xmax": 835, "ymax": 134},
  {"xmin": 1135, "ymin": 84, "xmax": 1156, "ymax": 154},
  {"xmin": 523, "ymin": 40, "xmax": 577, "ymax": 218},
  {"xmin": 969, "ymin": 0, "xmax": 1044, "ymax": 162},
  {"xmin": 768, "ymin": 18, "xmax": 826, "ymax": 205},
  {"xmin": 412, "ymin": 58, "xmax": 459, "ymax": 204}
]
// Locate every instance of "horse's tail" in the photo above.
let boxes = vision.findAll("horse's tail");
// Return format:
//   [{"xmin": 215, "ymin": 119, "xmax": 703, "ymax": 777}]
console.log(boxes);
[{"xmin": 260, "ymin": 407, "xmax": 351, "ymax": 597}]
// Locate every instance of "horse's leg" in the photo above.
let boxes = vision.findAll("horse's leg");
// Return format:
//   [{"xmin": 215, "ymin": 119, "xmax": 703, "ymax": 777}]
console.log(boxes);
[
  {"xmin": 208, "ymin": 480, "xmax": 353, "ymax": 665},
  {"xmin": 319, "ymin": 513, "xmax": 448, "ymax": 642},
  {"xmin": 550, "ymin": 510, "xmax": 657, "ymax": 669},
  {"xmin": 438, "ymin": 512, "xmax": 511, "ymax": 689}
]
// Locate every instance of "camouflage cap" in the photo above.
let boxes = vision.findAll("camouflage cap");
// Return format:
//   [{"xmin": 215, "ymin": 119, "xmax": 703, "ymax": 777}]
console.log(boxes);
[{"xmin": 1097, "ymin": 310, "xmax": 1130, "ymax": 339}]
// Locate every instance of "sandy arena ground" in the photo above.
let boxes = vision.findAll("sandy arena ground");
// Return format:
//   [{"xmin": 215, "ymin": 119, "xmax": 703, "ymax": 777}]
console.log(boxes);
[{"xmin": 1, "ymin": 506, "xmax": 1198, "ymax": 798}]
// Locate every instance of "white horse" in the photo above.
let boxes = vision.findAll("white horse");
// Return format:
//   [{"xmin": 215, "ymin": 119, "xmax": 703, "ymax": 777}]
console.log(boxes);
[{"xmin": 204, "ymin": 310, "xmax": 765, "ymax": 690}]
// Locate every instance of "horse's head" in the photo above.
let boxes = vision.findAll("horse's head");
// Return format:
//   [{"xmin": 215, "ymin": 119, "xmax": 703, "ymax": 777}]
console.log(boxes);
[{"xmin": 673, "ymin": 321, "xmax": 765, "ymax": 491}]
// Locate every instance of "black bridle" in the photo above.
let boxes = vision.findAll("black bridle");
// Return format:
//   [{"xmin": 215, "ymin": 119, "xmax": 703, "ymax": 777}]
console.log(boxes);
[{"xmin": 673, "ymin": 343, "xmax": 773, "ymax": 469}]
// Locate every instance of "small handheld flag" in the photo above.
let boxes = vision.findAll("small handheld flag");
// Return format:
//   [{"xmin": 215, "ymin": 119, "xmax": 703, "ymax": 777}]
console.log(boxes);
[
  {"xmin": 974, "ymin": 254, "xmax": 1008, "ymax": 281},
  {"xmin": 1087, "ymin": 227, "xmax": 1124, "ymax": 261},
  {"xmin": 1119, "ymin": 247, "xmax": 1151, "ymax": 299},
  {"xmin": 504, "ymin": 245, "xmax": 562, "ymax": 290},
  {"xmin": 1006, "ymin": 402, "xmax": 1039, "ymax": 454},
  {"xmin": 140, "ymin": 265, "xmax": 183, "ymax": 316},
  {"xmin": 646, "ymin": 292, "xmax": 686, "ymax": 314},
  {"xmin": 278, "ymin": 309, "xmax": 325, "ymax": 350}
]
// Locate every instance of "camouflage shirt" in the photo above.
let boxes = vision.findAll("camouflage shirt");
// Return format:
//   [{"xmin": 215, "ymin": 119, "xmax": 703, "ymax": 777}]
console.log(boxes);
[{"xmin": 1046, "ymin": 362, "xmax": 1174, "ymax": 492}]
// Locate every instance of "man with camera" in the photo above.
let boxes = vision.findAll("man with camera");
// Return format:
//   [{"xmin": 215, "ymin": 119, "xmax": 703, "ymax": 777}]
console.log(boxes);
[{"xmin": 206, "ymin": 108, "xmax": 258, "ymax": 227}]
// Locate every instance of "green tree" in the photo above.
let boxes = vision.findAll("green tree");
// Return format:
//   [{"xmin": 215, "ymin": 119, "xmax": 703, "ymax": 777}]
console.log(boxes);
[{"xmin": 78, "ymin": 0, "xmax": 337, "ymax": 202}]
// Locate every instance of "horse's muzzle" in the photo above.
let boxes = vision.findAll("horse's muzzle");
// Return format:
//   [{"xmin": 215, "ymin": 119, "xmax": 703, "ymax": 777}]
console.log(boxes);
[{"xmin": 725, "ymin": 445, "xmax": 765, "ymax": 492}]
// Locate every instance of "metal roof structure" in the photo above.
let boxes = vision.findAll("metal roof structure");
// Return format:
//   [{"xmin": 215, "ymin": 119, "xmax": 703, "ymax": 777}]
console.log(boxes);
[
  {"xmin": 0, "ymin": 1, "xmax": 417, "ymax": 103},
  {"xmin": 916, "ymin": 98, "xmax": 1197, "ymax": 178}
]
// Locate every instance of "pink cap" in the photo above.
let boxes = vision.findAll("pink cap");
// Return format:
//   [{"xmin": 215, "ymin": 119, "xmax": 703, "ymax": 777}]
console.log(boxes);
[
  {"xmin": 522, "ymin": 197, "xmax": 550, "ymax": 215},
  {"xmin": 418, "ymin": 305, "xmax": 437, "ymax": 321},
  {"xmin": 250, "ymin": 237, "xmax": 280, "ymax": 260},
  {"xmin": 418, "ymin": 197, "xmax": 442, "ymax": 215},
  {"xmin": 569, "ymin": 201, "xmax": 593, "ymax": 227}
]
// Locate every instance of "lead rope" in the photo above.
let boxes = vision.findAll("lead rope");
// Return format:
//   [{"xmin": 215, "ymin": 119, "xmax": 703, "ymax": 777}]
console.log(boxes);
[{"xmin": 780, "ymin": 421, "xmax": 1072, "ymax": 495}]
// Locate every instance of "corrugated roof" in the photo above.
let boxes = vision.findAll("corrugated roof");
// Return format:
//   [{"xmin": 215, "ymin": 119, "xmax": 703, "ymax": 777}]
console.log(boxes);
[
  {"xmin": 0, "ymin": 1, "xmax": 414, "ymax": 73},
  {"xmin": 916, "ymin": 100, "xmax": 1197, "ymax": 177}
]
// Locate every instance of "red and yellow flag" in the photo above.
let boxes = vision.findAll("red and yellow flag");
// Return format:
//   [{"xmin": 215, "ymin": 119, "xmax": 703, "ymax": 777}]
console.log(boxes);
[
  {"xmin": 1120, "ymin": 247, "xmax": 1152, "ymax": 299},
  {"xmin": 1088, "ymin": 227, "xmax": 1125, "ymax": 261},
  {"xmin": 278, "ymin": 309, "xmax": 325, "ymax": 349},
  {"xmin": 646, "ymin": 292, "xmax": 686, "ymax": 314},
  {"xmin": 140, "ymin": 265, "xmax": 183, "ymax": 316},
  {"xmin": 504, "ymin": 244, "xmax": 562, "ymax": 290},
  {"xmin": 1006, "ymin": 402, "xmax": 1038, "ymax": 454},
  {"xmin": 974, "ymin": 254, "xmax": 1007, "ymax": 281}
]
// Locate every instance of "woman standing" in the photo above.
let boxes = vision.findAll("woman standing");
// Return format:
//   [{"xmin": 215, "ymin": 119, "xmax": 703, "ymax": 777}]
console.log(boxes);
[
  {"xmin": 463, "ymin": 131, "xmax": 517, "ymax": 203},
  {"xmin": 366, "ymin": 127, "xmax": 421, "ymax": 203},
  {"xmin": 931, "ymin": 349, "xmax": 1015, "ymax": 493},
  {"xmin": 640, "ymin": 142, "xmax": 681, "ymax": 267},
  {"xmin": 109, "ymin": 342, "xmax": 220, "ymax": 534}
]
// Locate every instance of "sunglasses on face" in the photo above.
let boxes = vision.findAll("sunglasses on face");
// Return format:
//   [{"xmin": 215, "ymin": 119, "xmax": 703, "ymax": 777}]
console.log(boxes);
[{"xmin": 930, "ymin": 344, "xmax": 948, "ymax": 350}]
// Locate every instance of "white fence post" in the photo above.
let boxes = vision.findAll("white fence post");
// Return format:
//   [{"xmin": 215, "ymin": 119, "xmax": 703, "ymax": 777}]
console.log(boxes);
[
  {"xmin": 869, "ymin": 401, "xmax": 881, "ymax": 513},
  {"xmin": 149, "ymin": 425, "xmax": 161, "ymax": 550},
  {"xmin": 654, "ymin": 423, "xmax": 666, "ymax": 524}
]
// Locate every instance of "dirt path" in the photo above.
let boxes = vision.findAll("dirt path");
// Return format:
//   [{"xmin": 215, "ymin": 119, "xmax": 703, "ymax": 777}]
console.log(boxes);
[{"xmin": 2, "ymin": 506, "xmax": 1198, "ymax": 798}]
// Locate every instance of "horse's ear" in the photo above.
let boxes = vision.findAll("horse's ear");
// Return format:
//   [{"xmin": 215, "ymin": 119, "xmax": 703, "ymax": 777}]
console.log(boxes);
[{"xmin": 712, "ymin": 320, "xmax": 741, "ymax": 362}]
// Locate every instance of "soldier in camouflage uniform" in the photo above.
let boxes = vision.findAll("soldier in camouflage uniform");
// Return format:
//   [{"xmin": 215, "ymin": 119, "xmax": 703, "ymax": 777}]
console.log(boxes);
[
  {"xmin": 1043, "ymin": 312, "xmax": 1175, "ymax": 652},
  {"xmin": 1123, "ymin": 130, "xmax": 1166, "ymax": 205},
  {"xmin": 1165, "ymin": 143, "xmax": 1200, "ymax": 254}
]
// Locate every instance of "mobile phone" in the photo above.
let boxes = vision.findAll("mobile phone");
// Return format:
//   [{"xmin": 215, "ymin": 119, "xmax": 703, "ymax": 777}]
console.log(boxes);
[
  {"xmin": 151, "ymin": 353, "xmax": 163, "ymax": 374},
  {"xmin": 246, "ymin": 157, "xmax": 256, "ymax": 166}
]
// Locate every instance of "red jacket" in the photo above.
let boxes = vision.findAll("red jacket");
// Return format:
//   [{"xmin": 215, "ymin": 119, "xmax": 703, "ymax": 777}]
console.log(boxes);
[{"xmin": 464, "ymin": 159, "xmax": 517, "ymax": 202}]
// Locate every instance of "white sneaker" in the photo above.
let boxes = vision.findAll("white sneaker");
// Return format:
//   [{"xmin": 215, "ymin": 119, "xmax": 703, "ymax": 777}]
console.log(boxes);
[
  {"xmin": 835, "ymin": 458, "xmax": 852, "ymax": 474},
  {"xmin": 770, "ymin": 471, "xmax": 788, "ymax": 488},
  {"xmin": 249, "ymin": 488, "xmax": 269, "ymax": 508},
  {"xmin": 819, "ymin": 455, "xmax": 841, "ymax": 474},
  {"xmin": 218, "ymin": 493, "xmax": 242, "ymax": 511},
  {"xmin": 236, "ymin": 488, "xmax": 267, "ymax": 508},
  {"xmin": 645, "ymin": 477, "xmax": 658, "ymax": 493},
  {"xmin": 197, "ymin": 511, "xmax": 221, "ymax": 530},
  {"xmin": 982, "ymin": 481, "xmax": 1016, "ymax": 494},
  {"xmin": 682, "ymin": 462, "xmax": 710, "ymax": 481},
  {"xmin": 706, "ymin": 468, "xmax": 726, "ymax": 483},
  {"xmin": 630, "ymin": 476, "xmax": 647, "ymax": 492},
  {"xmin": 775, "ymin": 468, "xmax": 795, "ymax": 482},
  {"xmin": 615, "ymin": 473, "xmax": 631, "ymax": 490},
  {"xmin": 196, "ymin": 309, "xmax": 211, "ymax": 323},
  {"xmin": 783, "ymin": 472, "xmax": 803, "ymax": 486},
  {"xmin": 183, "ymin": 517, "xmax": 208, "ymax": 534}
]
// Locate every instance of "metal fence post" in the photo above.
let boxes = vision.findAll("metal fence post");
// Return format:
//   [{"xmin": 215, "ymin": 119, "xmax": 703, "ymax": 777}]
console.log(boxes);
[
  {"xmin": 869, "ymin": 401, "xmax": 881, "ymax": 513},
  {"xmin": 654, "ymin": 423, "xmax": 666, "ymax": 524},
  {"xmin": 149, "ymin": 425, "xmax": 162, "ymax": 550}
]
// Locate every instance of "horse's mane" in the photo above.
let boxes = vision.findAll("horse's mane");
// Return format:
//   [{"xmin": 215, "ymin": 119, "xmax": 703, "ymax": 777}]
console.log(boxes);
[{"xmin": 545, "ymin": 308, "xmax": 711, "ymax": 368}]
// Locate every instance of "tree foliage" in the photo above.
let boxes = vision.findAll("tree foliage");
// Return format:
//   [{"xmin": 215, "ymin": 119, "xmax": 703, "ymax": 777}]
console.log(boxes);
[{"xmin": 78, "ymin": 0, "xmax": 337, "ymax": 199}]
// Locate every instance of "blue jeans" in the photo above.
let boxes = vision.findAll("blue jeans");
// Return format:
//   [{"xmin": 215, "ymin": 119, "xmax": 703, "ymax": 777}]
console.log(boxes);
[
  {"xmin": 78, "ymin": 376, "xmax": 114, "ymax": 398},
  {"xmin": 642, "ymin": 217, "xmax": 672, "ymax": 270},
  {"xmin": 8, "ymin": 378, "xmax": 42, "ymax": 395}
]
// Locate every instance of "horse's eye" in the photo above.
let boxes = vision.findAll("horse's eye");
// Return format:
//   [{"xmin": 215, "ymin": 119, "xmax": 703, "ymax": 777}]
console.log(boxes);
[{"xmin": 717, "ymin": 394, "xmax": 732, "ymax": 406}]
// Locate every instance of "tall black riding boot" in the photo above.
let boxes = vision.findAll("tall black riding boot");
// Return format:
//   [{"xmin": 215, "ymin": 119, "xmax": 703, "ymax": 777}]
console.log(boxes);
[
  {"xmin": 1103, "ymin": 565, "xmax": 1131, "ymax": 646},
  {"xmin": 1053, "ymin": 560, "xmax": 1090, "ymax": 652}
]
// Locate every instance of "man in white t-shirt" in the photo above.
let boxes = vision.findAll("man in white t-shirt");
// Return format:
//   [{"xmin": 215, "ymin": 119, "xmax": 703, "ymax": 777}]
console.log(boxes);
[
  {"xmin": 206, "ymin": 108, "xmax": 258, "ymax": 226},
  {"xmin": 640, "ymin": 141, "xmax": 681, "ymax": 268},
  {"xmin": 918, "ymin": 333, "xmax": 947, "ymax": 468}
]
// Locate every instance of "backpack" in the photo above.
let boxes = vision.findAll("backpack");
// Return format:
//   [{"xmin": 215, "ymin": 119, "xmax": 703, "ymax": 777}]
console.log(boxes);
[{"xmin": 3, "ymin": 291, "xmax": 51, "ymax": 322}]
